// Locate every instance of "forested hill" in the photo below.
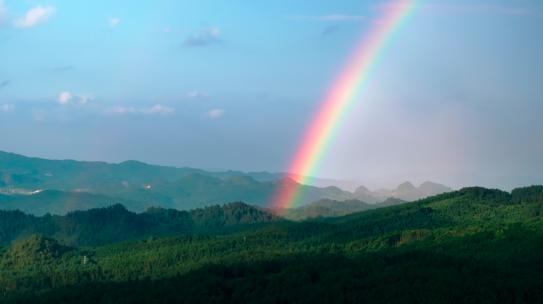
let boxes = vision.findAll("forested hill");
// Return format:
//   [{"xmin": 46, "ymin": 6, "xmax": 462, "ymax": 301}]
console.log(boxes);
[
  {"xmin": 0, "ymin": 185, "xmax": 542, "ymax": 303},
  {"xmin": 0, "ymin": 202, "xmax": 278, "ymax": 246}
]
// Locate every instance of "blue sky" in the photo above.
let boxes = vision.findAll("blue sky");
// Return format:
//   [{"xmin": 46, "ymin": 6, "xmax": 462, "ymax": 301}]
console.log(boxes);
[{"xmin": 0, "ymin": 0, "xmax": 542, "ymax": 190}]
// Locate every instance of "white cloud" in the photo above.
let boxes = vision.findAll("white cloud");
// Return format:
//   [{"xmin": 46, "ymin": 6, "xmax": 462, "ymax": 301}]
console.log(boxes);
[
  {"xmin": 58, "ymin": 91, "xmax": 93, "ymax": 105},
  {"xmin": 183, "ymin": 27, "xmax": 221, "ymax": 47},
  {"xmin": 107, "ymin": 104, "xmax": 175, "ymax": 116},
  {"xmin": 185, "ymin": 90, "xmax": 209, "ymax": 99},
  {"xmin": 108, "ymin": 17, "xmax": 121, "ymax": 27},
  {"xmin": 207, "ymin": 108, "xmax": 224, "ymax": 119},
  {"xmin": 0, "ymin": 104, "xmax": 14, "ymax": 113},
  {"xmin": 14, "ymin": 6, "xmax": 55, "ymax": 28},
  {"xmin": 58, "ymin": 91, "xmax": 73, "ymax": 105},
  {"xmin": 291, "ymin": 14, "xmax": 364, "ymax": 22}
]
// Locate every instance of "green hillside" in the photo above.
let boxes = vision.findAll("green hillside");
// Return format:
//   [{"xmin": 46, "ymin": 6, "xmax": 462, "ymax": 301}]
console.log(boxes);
[{"xmin": 0, "ymin": 185, "xmax": 541, "ymax": 303}]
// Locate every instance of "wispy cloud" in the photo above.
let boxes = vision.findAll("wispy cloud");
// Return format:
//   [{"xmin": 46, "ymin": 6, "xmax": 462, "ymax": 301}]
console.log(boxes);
[
  {"xmin": 185, "ymin": 90, "xmax": 210, "ymax": 99},
  {"xmin": 107, "ymin": 104, "xmax": 175, "ymax": 116},
  {"xmin": 0, "ymin": 80, "xmax": 9, "ymax": 89},
  {"xmin": 291, "ymin": 14, "xmax": 364, "ymax": 22},
  {"xmin": 207, "ymin": 108, "xmax": 224, "ymax": 119},
  {"xmin": 183, "ymin": 27, "xmax": 221, "ymax": 47},
  {"xmin": 0, "ymin": 104, "xmax": 14, "ymax": 113},
  {"xmin": 108, "ymin": 17, "xmax": 121, "ymax": 28},
  {"xmin": 14, "ymin": 5, "xmax": 55, "ymax": 28}
]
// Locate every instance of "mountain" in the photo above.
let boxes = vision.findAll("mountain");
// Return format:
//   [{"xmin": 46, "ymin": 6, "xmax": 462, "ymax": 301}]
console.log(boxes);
[
  {"xmin": 0, "ymin": 151, "xmax": 454, "ymax": 216},
  {"xmin": 376, "ymin": 197, "xmax": 407, "ymax": 207},
  {"xmin": 418, "ymin": 181, "xmax": 452, "ymax": 196},
  {"xmin": 0, "ymin": 185, "xmax": 542, "ymax": 303},
  {"xmin": 362, "ymin": 181, "xmax": 452, "ymax": 202},
  {"xmin": 352, "ymin": 185, "xmax": 381, "ymax": 203},
  {"xmin": 390, "ymin": 181, "xmax": 419, "ymax": 201}
]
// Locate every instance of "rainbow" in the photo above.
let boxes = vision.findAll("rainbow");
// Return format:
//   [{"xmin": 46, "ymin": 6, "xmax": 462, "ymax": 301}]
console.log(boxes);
[{"xmin": 272, "ymin": 0, "xmax": 418, "ymax": 210}]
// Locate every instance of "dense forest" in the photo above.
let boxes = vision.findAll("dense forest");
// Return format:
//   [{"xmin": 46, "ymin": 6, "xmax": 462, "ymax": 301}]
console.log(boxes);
[{"xmin": 0, "ymin": 185, "xmax": 541, "ymax": 303}]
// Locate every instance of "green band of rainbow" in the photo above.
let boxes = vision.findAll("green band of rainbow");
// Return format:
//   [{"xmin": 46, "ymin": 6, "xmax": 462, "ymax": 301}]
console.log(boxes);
[{"xmin": 272, "ymin": 0, "xmax": 418, "ymax": 210}]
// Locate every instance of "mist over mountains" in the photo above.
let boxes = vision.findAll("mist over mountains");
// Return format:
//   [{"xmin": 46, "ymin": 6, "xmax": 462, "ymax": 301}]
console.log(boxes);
[{"xmin": 0, "ymin": 151, "xmax": 451, "ymax": 215}]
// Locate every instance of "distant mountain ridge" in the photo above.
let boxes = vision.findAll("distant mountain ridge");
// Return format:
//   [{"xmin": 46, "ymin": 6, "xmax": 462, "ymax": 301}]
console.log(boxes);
[
  {"xmin": 0, "ymin": 151, "xmax": 452, "ymax": 215},
  {"xmin": 353, "ymin": 181, "xmax": 452, "ymax": 202},
  {"xmin": 0, "ymin": 151, "xmax": 355, "ymax": 211},
  {"xmin": 0, "ymin": 151, "xmax": 353, "ymax": 190}
]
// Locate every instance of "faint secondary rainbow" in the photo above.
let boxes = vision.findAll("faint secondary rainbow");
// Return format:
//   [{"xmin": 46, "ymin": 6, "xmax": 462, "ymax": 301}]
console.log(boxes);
[{"xmin": 272, "ymin": 0, "xmax": 418, "ymax": 211}]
